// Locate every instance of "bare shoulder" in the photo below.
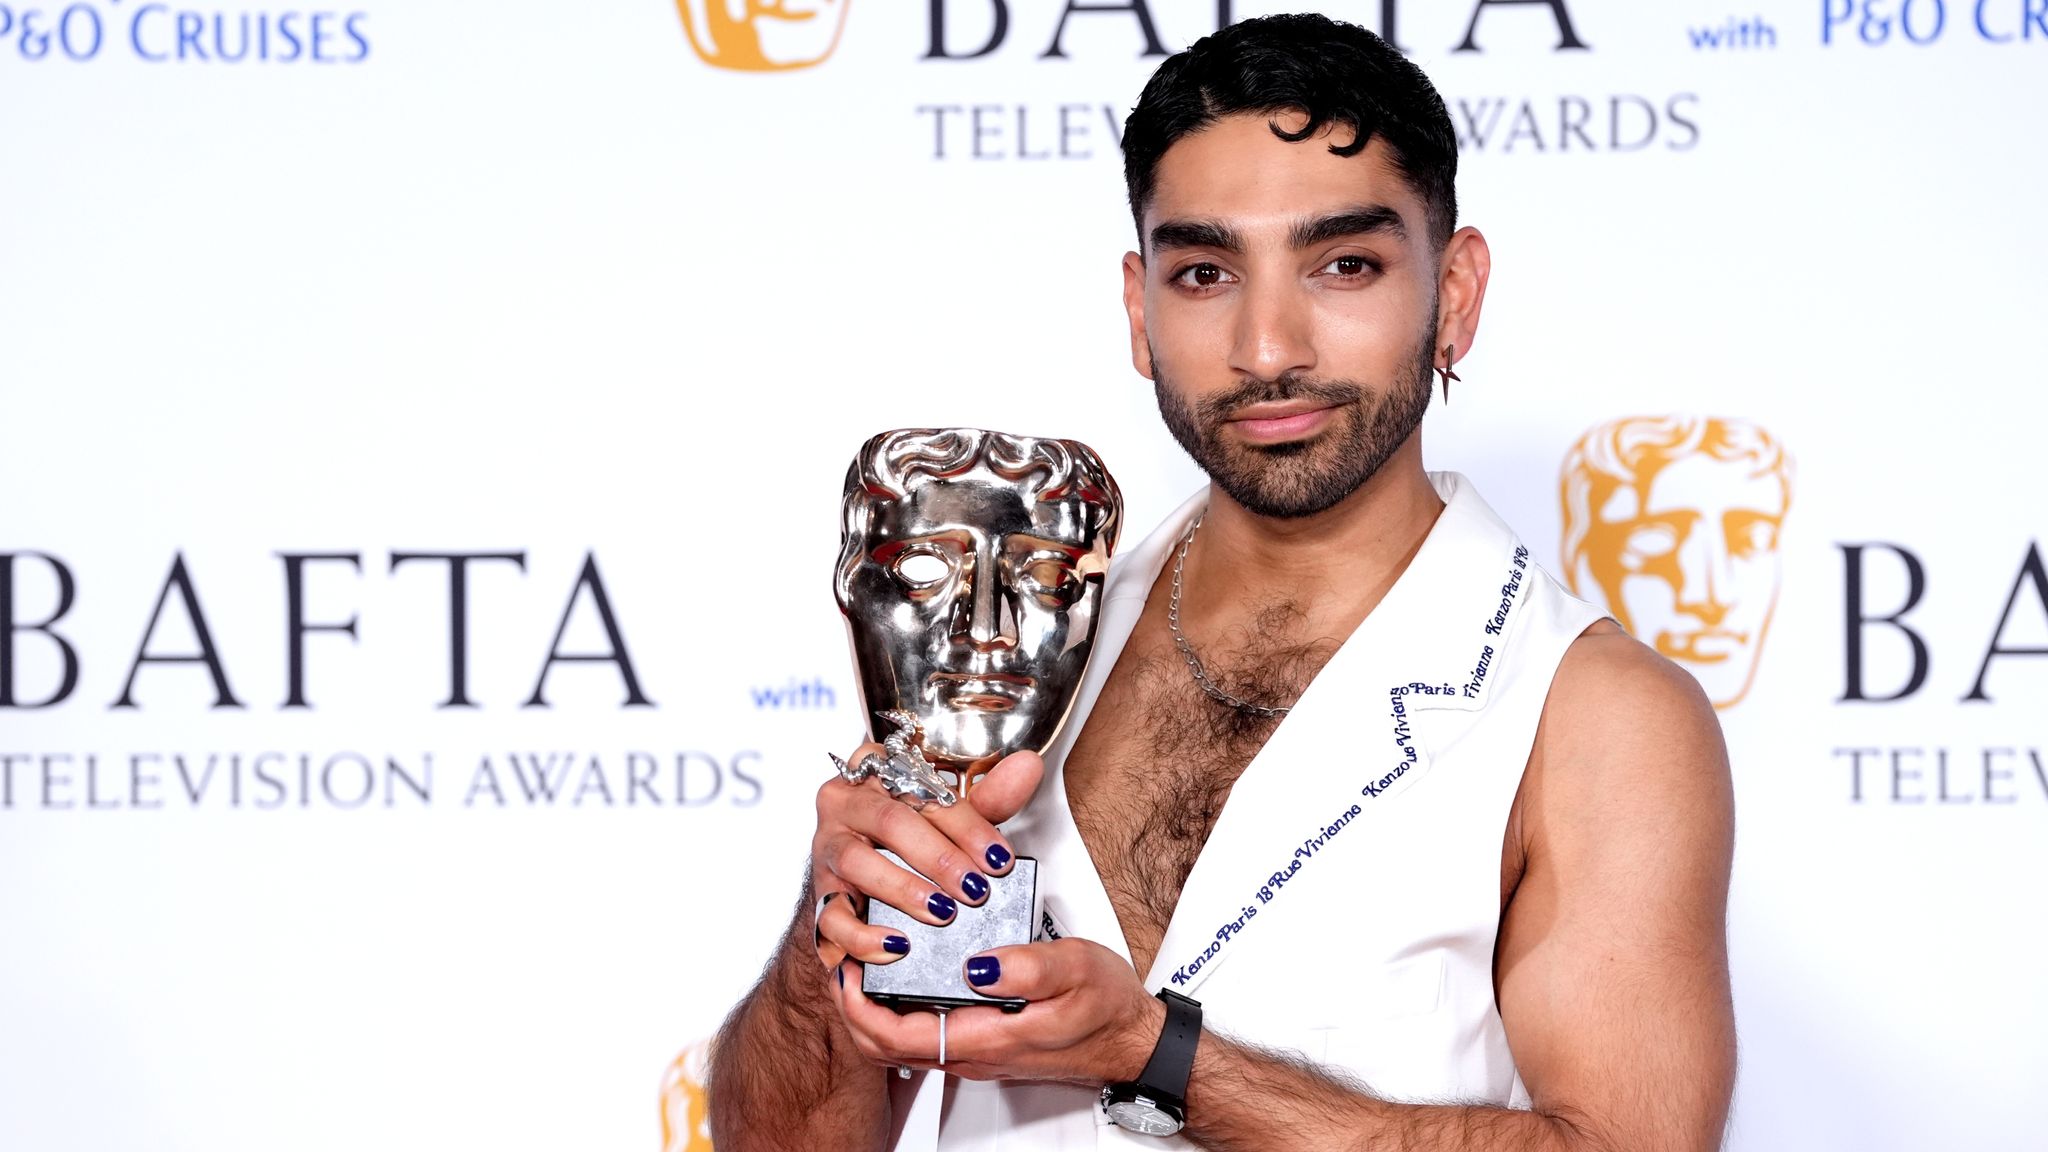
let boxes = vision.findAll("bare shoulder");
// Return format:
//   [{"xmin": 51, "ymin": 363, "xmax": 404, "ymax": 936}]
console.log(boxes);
[
  {"xmin": 1529, "ymin": 619, "xmax": 1733, "ymax": 839},
  {"xmin": 1501, "ymin": 619, "xmax": 1734, "ymax": 927}
]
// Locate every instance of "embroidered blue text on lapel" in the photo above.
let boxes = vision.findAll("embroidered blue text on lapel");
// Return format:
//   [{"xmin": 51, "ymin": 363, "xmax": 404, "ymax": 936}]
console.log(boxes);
[{"xmin": 1157, "ymin": 478, "xmax": 1540, "ymax": 994}]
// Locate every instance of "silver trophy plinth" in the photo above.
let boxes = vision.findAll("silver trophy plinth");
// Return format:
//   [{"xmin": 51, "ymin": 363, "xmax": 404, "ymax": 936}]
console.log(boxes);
[{"xmin": 833, "ymin": 428, "xmax": 1122, "ymax": 1011}]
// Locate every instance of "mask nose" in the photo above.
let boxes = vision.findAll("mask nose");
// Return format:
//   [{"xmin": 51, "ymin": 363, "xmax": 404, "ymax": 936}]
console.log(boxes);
[{"xmin": 951, "ymin": 548, "xmax": 1018, "ymax": 651}]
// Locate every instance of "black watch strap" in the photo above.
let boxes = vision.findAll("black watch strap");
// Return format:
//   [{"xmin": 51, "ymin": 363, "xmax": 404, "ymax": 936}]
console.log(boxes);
[{"xmin": 1134, "ymin": 988, "xmax": 1202, "ymax": 1102}]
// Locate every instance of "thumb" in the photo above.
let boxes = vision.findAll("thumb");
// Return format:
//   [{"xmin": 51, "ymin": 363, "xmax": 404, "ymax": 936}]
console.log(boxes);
[{"xmin": 967, "ymin": 749, "xmax": 1044, "ymax": 824}]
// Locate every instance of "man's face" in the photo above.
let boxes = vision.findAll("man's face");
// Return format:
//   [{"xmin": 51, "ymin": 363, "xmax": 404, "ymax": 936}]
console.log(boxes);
[
  {"xmin": 1125, "ymin": 113, "xmax": 1442, "ymax": 518},
  {"xmin": 840, "ymin": 474, "xmax": 1109, "ymax": 774},
  {"xmin": 1582, "ymin": 454, "xmax": 1788, "ymax": 707}
]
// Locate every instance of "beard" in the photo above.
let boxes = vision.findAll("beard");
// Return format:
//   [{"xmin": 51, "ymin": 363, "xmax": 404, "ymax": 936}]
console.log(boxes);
[{"xmin": 1152, "ymin": 322, "xmax": 1437, "ymax": 519}]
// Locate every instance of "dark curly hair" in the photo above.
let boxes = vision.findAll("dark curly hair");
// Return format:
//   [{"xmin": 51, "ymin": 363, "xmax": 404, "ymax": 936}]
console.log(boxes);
[{"xmin": 1121, "ymin": 13, "xmax": 1459, "ymax": 250}]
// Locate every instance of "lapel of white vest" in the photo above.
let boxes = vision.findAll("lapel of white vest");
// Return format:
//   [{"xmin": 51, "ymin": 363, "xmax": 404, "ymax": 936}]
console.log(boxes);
[{"xmin": 1140, "ymin": 472, "xmax": 1541, "ymax": 998}]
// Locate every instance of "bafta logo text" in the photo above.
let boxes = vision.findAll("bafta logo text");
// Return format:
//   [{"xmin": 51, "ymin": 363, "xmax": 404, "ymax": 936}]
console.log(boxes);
[
  {"xmin": 675, "ymin": 0, "xmax": 849, "ymax": 72},
  {"xmin": 1561, "ymin": 416, "xmax": 1793, "ymax": 709}
]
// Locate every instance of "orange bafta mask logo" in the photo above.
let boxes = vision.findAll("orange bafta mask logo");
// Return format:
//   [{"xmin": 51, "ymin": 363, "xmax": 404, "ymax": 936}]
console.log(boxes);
[
  {"xmin": 1561, "ymin": 416, "xmax": 1794, "ymax": 709},
  {"xmin": 658, "ymin": 1039, "xmax": 715, "ymax": 1152},
  {"xmin": 675, "ymin": 0, "xmax": 849, "ymax": 72}
]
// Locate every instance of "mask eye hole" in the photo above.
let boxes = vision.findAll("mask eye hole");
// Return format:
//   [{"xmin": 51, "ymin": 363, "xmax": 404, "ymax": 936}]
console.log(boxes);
[
  {"xmin": 1023, "ymin": 559, "xmax": 1075, "ymax": 591},
  {"xmin": 1018, "ymin": 556, "xmax": 1081, "ymax": 606},
  {"xmin": 893, "ymin": 550, "xmax": 951, "ymax": 587}
]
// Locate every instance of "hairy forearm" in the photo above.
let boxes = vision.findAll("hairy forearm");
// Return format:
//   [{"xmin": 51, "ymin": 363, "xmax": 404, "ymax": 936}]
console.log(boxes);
[
  {"xmin": 706, "ymin": 881, "xmax": 892, "ymax": 1152},
  {"xmin": 1184, "ymin": 1033, "xmax": 1604, "ymax": 1152}
]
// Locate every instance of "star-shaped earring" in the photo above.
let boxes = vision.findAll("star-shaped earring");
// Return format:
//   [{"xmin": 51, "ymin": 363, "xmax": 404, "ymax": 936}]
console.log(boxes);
[{"xmin": 1435, "ymin": 343, "xmax": 1462, "ymax": 403}]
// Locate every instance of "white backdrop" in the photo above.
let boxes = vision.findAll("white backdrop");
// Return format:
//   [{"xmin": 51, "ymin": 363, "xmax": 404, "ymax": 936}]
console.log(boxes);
[{"xmin": 2, "ymin": 2, "xmax": 2044, "ymax": 1149}]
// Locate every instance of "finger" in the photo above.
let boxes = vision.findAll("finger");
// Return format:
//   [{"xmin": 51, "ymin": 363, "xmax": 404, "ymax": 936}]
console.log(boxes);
[
  {"xmin": 959, "ymin": 940, "xmax": 1071, "ymax": 1002},
  {"xmin": 965, "ymin": 749, "xmax": 1044, "ymax": 826},
  {"xmin": 837, "ymin": 959, "xmax": 946, "ymax": 1068},
  {"xmin": 814, "ymin": 891, "xmax": 856, "ymax": 970},
  {"xmin": 964, "ymin": 936, "xmax": 1130, "ymax": 1001},
  {"xmin": 812, "ymin": 740, "xmax": 885, "ymax": 891},
  {"xmin": 814, "ymin": 895, "xmax": 849, "ymax": 972},
  {"xmin": 833, "ymin": 958, "xmax": 896, "ymax": 1066},
  {"xmin": 823, "ymin": 739, "xmax": 999, "ymax": 904},
  {"xmin": 842, "ymin": 784, "xmax": 997, "ymax": 908},
  {"xmin": 820, "ymin": 830, "xmax": 963, "ymax": 926},
  {"xmin": 921, "ymin": 782, "xmax": 1021, "ymax": 881},
  {"xmin": 818, "ymin": 894, "xmax": 915, "ymax": 966},
  {"xmin": 811, "ymin": 740, "xmax": 890, "ymax": 893},
  {"xmin": 941, "ymin": 940, "xmax": 1160, "ymax": 1079},
  {"xmin": 825, "ymin": 741, "xmax": 1027, "ymax": 893}
]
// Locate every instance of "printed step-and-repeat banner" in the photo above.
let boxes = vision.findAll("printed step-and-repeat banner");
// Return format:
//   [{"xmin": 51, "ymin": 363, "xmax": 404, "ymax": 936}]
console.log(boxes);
[{"xmin": 2, "ymin": 3, "xmax": 2042, "ymax": 1149}]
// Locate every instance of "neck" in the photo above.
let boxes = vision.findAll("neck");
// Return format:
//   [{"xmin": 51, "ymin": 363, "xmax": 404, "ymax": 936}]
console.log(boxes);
[{"xmin": 1183, "ymin": 436, "xmax": 1444, "ymax": 630}]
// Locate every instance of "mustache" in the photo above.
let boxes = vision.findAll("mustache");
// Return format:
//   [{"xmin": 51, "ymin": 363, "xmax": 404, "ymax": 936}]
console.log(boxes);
[{"xmin": 1196, "ymin": 373, "xmax": 1366, "ymax": 424}]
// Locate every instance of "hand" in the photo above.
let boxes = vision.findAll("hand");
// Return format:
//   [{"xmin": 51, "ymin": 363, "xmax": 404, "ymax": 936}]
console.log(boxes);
[
  {"xmin": 833, "ymin": 937, "xmax": 1166, "ymax": 1087},
  {"xmin": 811, "ymin": 744, "xmax": 1044, "ymax": 971}
]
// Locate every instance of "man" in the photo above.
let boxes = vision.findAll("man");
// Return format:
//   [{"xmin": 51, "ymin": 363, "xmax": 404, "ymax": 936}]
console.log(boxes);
[{"xmin": 709, "ymin": 14, "xmax": 1735, "ymax": 1151}]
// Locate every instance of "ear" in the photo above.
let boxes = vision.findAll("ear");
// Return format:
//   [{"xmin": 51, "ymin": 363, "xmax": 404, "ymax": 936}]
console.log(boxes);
[
  {"xmin": 1435, "ymin": 226, "xmax": 1492, "ymax": 370},
  {"xmin": 1121, "ymin": 250, "xmax": 1155, "ymax": 381}
]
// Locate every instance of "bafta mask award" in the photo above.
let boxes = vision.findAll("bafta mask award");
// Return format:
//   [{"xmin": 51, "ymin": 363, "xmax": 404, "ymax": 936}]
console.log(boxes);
[{"xmin": 831, "ymin": 428, "xmax": 1122, "ymax": 1013}]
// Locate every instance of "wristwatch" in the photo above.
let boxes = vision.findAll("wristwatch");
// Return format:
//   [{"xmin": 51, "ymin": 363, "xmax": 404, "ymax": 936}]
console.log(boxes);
[{"xmin": 1101, "ymin": 988, "xmax": 1202, "ymax": 1136}]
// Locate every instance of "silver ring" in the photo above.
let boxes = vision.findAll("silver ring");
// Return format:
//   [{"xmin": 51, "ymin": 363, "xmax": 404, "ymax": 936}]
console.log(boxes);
[
  {"xmin": 883, "ymin": 779, "xmax": 951, "ymax": 811},
  {"xmin": 827, "ymin": 751, "xmax": 883, "ymax": 785},
  {"xmin": 936, "ymin": 1009, "xmax": 948, "ymax": 1068}
]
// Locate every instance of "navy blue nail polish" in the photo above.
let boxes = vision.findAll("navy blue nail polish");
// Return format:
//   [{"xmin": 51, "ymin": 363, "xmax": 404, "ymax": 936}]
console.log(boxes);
[
  {"xmin": 966, "ymin": 956, "xmax": 1001, "ymax": 988},
  {"xmin": 837, "ymin": 967, "xmax": 844, "ymax": 988},
  {"xmin": 883, "ymin": 935, "xmax": 910, "ymax": 955},
  {"xmin": 927, "ymin": 892, "xmax": 957, "ymax": 921},
  {"xmin": 961, "ymin": 872, "xmax": 990, "ymax": 903},
  {"xmin": 985, "ymin": 843, "xmax": 1012, "ymax": 871}
]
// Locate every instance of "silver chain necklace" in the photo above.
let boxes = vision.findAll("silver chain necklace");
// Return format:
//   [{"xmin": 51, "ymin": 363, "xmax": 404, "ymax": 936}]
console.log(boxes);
[{"xmin": 1167, "ymin": 514, "xmax": 1292, "ymax": 719}]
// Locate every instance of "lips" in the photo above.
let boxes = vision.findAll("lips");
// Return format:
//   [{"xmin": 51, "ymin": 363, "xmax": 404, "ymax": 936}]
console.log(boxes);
[
  {"xmin": 1224, "ymin": 402, "xmax": 1339, "ymax": 445},
  {"xmin": 927, "ymin": 672, "xmax": 1034, "ymax": 711}
]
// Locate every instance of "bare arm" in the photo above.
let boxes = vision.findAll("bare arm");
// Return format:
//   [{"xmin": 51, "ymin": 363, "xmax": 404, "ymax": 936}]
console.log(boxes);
[
  {"xmin": 1176, "ymin": 625, "xmax": 1736, "ymax": 1151},
  {"xmin": 1178, "ymin": 1033, "xmax": 1586, "ymax": 1151},
  {"xmin": 708, "ymin": 747, "xmax": 1046, "ymax": 1151},
  {"xmin": 705, "ymin": 876, "xmax": 892, "ymax": 1152}
]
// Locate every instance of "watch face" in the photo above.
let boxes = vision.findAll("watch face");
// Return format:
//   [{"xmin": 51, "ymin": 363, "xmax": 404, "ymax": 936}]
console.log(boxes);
[{"xmin": 1106, "ymin": 1099, "xmax": 1183, "ymax": 1136}]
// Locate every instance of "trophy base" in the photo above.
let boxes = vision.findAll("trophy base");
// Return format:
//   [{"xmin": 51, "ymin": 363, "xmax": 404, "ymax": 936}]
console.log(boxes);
[
  {"xmin": 862, "ymin": 850, "xmax": 1038, "ymax": 1015},
  {"xmin": 866, "ymin": 991, "xmax": 1028, "ymax": 1015}
]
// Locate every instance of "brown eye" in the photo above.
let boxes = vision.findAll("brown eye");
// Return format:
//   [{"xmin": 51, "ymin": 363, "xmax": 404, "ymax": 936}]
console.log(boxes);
[
  {"xmin": 1334, "ymin": 256, "xmax": 1366, "ymax": 274},
  {"xmin": 1176, "ymin": 263, "xmax": 1228, "ymax": 289}
]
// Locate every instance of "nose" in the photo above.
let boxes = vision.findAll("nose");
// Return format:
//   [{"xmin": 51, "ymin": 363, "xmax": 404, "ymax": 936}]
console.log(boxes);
[
  {"xmin": 950, "ymin": 547, "xmax": 1018, "ymax": 651},
  {"xmin": 1674, "ymin": 526, "xmax": 1734, "ymax": 627},
  {"xmin": 1227, "ymin": 271, "xmax": 1316, "ymax": 383}
]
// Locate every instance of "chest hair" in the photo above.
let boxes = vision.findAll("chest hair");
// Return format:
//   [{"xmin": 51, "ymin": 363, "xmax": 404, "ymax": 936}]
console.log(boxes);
[{"xmin": 1066, "ymin": 599, "xmax": 1341, "ymax": 963}]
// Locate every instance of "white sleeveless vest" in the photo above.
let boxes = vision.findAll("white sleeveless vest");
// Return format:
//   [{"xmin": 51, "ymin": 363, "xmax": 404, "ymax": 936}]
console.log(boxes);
[{"xmin": 887, "ymin": 472, "xmax": 1608, "ymax": 1152}]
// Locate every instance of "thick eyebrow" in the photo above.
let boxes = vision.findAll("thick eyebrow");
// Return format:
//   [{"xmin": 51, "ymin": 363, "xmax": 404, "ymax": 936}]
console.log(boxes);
[
  {"xmin": 1148, "ymin": 207, "xmax": 1407, "ymax": 258},
  {"xmin": 1148, "ymin": 218, "xmax": 1245, "ymax": 256},
  {"xmin": 1289, "ymin": 205, "xmax": 1406, "ymax": 250}
]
